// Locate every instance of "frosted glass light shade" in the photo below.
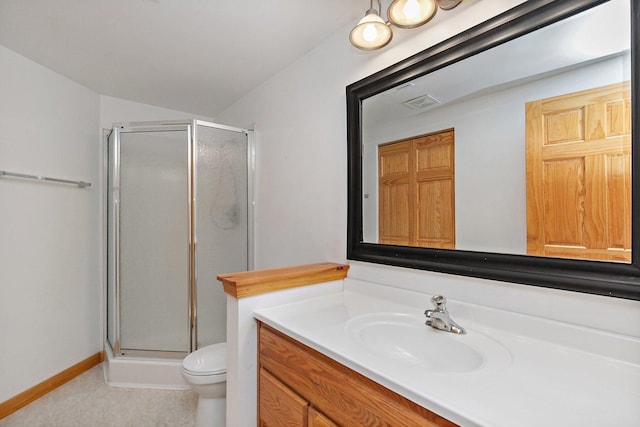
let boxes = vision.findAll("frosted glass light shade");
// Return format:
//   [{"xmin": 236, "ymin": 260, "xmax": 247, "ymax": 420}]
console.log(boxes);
[
  {"xmin": 349, "ymin": 12, "xmax": 393, "ymax": 50},
  {"xmin": 387, "ymin": 0, "xmax": 437, "ymax": 28}
]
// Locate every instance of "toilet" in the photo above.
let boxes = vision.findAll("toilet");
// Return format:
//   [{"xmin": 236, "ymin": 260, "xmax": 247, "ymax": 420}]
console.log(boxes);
[{"xmin": 181, "ymin": 342, "xmax": 227, "ymax": 427}]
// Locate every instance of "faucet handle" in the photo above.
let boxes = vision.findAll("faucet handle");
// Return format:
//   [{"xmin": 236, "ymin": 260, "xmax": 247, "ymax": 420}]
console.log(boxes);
[{"xmin": 431, "ymin": 295, "xmax": 447, "ymax": 310}]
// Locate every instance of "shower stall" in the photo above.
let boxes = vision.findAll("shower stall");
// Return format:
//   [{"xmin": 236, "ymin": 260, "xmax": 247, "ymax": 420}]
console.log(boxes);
[{"xmin": 105, "ymin": 120, "xmax": 253, "ymax": 364}]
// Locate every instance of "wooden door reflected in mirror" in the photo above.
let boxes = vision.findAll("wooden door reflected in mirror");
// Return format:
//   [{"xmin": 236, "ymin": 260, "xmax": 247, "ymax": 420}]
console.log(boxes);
[
  {"xmin": 378, "ymin": 129, "xmax": 455, "ymax": 248},
  {"xmin": 525, "ymin": 82, "xmax": 631, "ymax": 262}
]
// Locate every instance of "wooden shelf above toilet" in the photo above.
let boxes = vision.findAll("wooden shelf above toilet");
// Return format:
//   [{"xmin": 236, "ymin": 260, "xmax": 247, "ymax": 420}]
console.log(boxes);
[{"xmin": 217, "ymin": 262, "xmax": 349, "ymax": 298}]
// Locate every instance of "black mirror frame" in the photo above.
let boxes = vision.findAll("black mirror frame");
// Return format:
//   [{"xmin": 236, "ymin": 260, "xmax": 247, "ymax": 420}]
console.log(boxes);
[{"xmin": 347, "ymin": 0, "xmax": 640, "ymax": 300}]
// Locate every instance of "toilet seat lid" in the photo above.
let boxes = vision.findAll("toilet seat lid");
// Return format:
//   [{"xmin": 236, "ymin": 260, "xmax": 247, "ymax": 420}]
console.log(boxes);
[{"xmin": 183, "ymin": 342, "xmax": 227, "ymax": 375}]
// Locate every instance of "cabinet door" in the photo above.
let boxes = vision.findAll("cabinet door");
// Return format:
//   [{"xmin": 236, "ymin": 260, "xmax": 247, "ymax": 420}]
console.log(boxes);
[
  {"xmin": 308, "ymin": 407, "xmax": 338, "ymax": 427},
  {"xmin": 259, "ymin": 367, "xmax": 308, "ymax": 427}
]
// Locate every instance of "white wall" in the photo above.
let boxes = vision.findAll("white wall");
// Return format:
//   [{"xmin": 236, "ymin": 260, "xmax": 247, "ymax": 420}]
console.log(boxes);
[
  {"xmin": 214, "ymin": 0, "xmax": 640, "ymax": 334},
  {"xmin": 99, "ymin": 95, "xmax": 212, "ymax": 130},
  {"xmin": 0, "ymin": 45, "xmax": 211, "ymax": 403},
  {"xmin": 0, "ymin": 45, "xmax": 101, "ymax": 402},
  {"xmin": 215, "ymin": 0, "xmax": 527, "ymax": 269}
]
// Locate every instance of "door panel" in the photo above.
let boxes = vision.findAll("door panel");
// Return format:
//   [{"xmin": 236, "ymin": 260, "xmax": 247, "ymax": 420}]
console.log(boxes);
[
  {"xmin": 526, "ymin": 82, "xmax": 631, "ymax": 261},
  {"xmin": 416, "ymin": 179, "xmax": 454, "ymax": 248},
  {"xmin": 379, "ymin": 130, "xmax": 455, "ymax": 248},
  {"xmin": 379, "ymin": 141, "xmax": 412, "ymax": 245},
  {"xmin": 542, "ymin": 158, "xmax": 585, "ymax": 246}
]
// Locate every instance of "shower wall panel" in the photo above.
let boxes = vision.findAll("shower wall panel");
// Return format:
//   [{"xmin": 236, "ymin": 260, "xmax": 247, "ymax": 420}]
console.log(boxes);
[{"xmin": 195, "ymin": 125, "xmax": 249, "ymax": 347}]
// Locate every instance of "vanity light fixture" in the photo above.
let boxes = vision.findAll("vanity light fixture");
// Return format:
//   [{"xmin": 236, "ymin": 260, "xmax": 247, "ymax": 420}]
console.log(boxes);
[
  {"xmin": 387, "ymin": 0, "xmax": 438, "ymax": 28},
  {"xmin": 350, "ymin": 0, "xmax": 463, "ymax": 50},
  {"xmin": 349, "ymin": 0, "xmax": 393, "ymax": 50}
]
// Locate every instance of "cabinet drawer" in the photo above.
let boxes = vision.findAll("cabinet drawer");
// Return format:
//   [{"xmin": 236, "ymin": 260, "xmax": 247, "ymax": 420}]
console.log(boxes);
[{"xmin": 259, "ymin": 322, "xmax": 457, "ymax": 427}]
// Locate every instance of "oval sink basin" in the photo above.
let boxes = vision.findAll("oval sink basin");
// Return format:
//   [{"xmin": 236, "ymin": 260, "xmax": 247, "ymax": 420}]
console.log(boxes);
[{"xmin": 346, "ymin": 312, "xmax": 511, "ymax": 373}]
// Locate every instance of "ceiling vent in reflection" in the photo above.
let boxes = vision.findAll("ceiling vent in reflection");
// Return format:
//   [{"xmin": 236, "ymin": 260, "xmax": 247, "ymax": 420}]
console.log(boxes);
[{"xmin": 401, "ymin": 93, "xmax": 441, "ymax": 110}]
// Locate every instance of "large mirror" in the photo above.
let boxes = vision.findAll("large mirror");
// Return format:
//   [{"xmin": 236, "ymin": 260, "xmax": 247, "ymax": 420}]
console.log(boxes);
[{"xmin": 347, "ymin": 0, "xmax": 640, "ymax": 299}]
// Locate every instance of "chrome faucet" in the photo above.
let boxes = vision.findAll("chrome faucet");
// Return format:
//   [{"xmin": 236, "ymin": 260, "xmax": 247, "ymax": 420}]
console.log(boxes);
[{"xmin": 424, "ymin": 295, "xmax": 466, "ymax": 334}]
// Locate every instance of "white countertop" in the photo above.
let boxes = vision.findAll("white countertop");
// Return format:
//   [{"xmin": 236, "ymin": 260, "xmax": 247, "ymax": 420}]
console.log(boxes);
[{"xmin": 253, "ymin": 280, "xmax": 640, "ymax": 427}]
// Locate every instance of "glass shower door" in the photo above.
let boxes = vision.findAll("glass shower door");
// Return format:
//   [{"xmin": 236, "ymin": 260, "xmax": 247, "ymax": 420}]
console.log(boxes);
[{"xmin": 118, "ymin": 127, "xmax": 190, "ymax": 354}]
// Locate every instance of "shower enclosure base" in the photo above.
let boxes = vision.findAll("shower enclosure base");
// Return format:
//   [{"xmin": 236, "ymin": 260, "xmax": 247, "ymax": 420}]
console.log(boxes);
[{"xmin": 103, "ymin": 343, "xmax": 189, "ymax": 390}]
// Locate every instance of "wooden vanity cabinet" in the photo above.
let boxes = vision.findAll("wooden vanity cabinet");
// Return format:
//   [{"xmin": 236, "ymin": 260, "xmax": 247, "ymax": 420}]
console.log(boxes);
[{"xmin": 258, "ymin": 322, "xmax": 457, "ymax": 427}]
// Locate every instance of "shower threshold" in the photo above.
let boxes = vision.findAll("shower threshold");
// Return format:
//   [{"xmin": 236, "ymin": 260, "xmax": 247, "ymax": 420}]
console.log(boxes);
[{"xmin": 103, "ymin": 343, "xmax": 190, "ymax": 390}]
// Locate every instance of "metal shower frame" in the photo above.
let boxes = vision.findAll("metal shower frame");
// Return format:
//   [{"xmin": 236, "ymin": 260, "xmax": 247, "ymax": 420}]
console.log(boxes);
[{"xmin": 105, "ymin": 119, "xmax": 255, "ymax": 358}]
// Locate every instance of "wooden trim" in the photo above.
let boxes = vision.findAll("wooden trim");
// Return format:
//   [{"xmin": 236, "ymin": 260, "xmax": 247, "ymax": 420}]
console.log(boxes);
[
  {"xmin": 217, "ymin": 262, "xmax": 349, "ymax": 298},
  {"xmin": 0, "ymin": 352, "xmax": 103, "ymax": 419}
]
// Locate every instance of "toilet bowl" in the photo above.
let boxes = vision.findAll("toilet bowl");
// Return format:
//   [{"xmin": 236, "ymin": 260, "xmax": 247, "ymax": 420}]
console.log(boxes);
[{"xmin": 181, "ymin": 342, "xmax": 227, "ymax": 427}]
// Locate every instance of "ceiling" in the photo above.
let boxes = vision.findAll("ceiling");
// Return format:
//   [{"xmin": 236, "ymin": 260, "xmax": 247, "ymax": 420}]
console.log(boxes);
[
  {"xmin": 363, "ymin": 0, "xmax": 630, "ymax": 129},
  {"xmin": 0, "ymin": 0, "xmax": 364, "ymax": 116}
]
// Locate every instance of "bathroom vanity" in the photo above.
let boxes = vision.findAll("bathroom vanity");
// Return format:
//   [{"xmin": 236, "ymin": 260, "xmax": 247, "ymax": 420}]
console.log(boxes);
[
  {"xmin": 258, "ymin": 322, "xmax": 455, "ymax": 426},
  {"xmin": 253, "ymin": 278, "xmax": 640, "ymax": 427},
  {"xmin": 219, "ymin": 262, "xmax": 640, "ymax": 426}
]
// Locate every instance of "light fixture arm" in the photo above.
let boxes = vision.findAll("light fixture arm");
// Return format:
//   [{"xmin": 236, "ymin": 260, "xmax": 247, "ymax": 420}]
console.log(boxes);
[{"xmin": 366, "ymin": 0, "xmax": 383, "ymax": 16}]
